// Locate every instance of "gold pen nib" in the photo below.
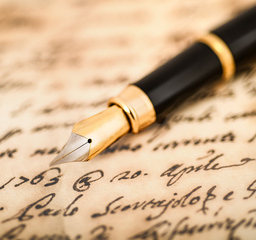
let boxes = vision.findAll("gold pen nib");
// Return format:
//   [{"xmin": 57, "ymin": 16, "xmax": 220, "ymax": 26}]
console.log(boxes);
[
  {"xmin": 49, "ymin": 105, "xmax": 130, "ymax": 166},
  {"xmin": 49, "ymin": 85, "xmax": 157, "ymax": 165},
  {"xmin": 49, "ymin": 132, "xmax": 91, "ymax": 166}
]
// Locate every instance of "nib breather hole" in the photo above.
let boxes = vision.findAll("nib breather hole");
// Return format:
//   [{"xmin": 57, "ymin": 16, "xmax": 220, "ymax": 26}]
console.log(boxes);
[{"xmin": 88, "ymin": 138, "xmax": 92, "ymax": 143}]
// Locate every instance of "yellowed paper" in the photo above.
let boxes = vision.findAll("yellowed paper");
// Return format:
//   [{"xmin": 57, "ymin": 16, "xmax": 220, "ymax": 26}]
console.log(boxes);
[{"xmin": 1, "ymin": 0, "xmax": 256, "ymax": 239}]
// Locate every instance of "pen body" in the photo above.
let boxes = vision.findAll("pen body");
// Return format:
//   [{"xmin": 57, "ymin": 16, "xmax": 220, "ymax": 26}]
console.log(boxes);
[
  {"xmin": 134, "ymin": 6, "xmax": 256, "ymax": 119},
  {"xmin": 212, "ymin": 6, "xmax": 256, "ymax": 66},
  {"xmin": 135, "ymin": 42, "xmax": 222, "ymax": 117},
  {"xmin": 52, "ymin": 6, "xmax": 256, "ymax": 165}
]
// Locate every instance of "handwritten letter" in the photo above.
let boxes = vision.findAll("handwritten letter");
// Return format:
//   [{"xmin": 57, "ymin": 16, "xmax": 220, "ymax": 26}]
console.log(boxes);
[{"xmin": 0, "ymin": 0, "xmax": 256, "ymax": 239}]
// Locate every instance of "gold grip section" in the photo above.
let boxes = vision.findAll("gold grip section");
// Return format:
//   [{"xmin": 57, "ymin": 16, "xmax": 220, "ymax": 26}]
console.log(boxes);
[
  {"xmin": 73, "ymin": 105, "xmax": 130, "ymax": 160},
  {"xmin": 109, "ymin": 85, "xmax": 156, "ymax": 133},
  {"xmin": 198, "ymin": 33, "xmax": 236, "ymax": 81}
]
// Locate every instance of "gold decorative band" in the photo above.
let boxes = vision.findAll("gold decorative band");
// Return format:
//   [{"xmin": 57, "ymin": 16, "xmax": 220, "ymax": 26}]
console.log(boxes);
[
  {"xmin": 198, "ymin": 33, "xmax": 236, "ymax": 81},
  {"xmin": 109, "ymin": 85, "xmax": 156, "ymax": 133}
]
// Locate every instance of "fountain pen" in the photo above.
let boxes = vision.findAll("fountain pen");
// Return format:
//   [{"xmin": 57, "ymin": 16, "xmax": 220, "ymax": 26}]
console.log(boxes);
[{"xmin": 50, "ymin": 6, "xmax": 256, "ymax": 166}]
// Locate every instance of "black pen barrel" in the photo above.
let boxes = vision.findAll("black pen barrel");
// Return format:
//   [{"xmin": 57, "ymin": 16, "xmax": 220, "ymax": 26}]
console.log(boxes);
[
  {"xmin": 134, "ymin": 6, "xmax": 256, "ymax": 118},
  {"xmin": 212, "ymin": 6, "xmax": 256, "ymax": 66},
  {"xmin": 134, "ymin": 42, "xmax": 222, "ymax": 117}
]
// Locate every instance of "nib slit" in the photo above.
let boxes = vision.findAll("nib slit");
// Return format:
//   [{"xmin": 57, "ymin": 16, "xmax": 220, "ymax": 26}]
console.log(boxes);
[
  {"xmin": 49, "ymin": 133, "xmax": 91, "ymax": 166},
  {"xmin": 57, "ymin": 140, "xmax": 90, "ymax": 161}
]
